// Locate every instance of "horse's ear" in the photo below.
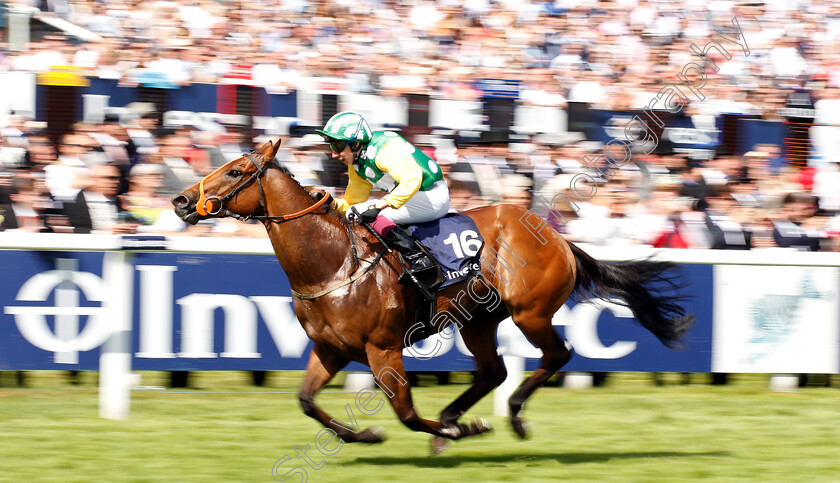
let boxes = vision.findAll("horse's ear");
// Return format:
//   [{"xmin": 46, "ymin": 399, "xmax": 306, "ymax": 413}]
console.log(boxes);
[{"xmin": 260, "ymin": 138, "xmax": 282, "ymax": 161}]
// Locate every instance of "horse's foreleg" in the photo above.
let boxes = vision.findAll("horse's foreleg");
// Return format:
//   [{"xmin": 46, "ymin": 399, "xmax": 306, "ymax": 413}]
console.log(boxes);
[
  {"xmin": 367, "ymin": 347, "xmax": 491, "ymax": 440},
  {"xmin": 299, "ymin": 344, "xmax": 384, "ymax": 444},
  {"xmin": 507, "ymin": 314, "xmax": 571, "ymax": 439}
]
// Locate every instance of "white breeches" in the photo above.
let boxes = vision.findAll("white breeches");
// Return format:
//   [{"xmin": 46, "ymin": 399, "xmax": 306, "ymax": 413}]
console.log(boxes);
[{"xmin": 349, "ymin": 180, "xmax": 451, "ymax": 225}]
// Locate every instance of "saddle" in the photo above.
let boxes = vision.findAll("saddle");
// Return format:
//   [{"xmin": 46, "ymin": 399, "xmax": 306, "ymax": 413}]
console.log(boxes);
[
  {"xmin": 356, "ymin": 210, "xmax": 484, "ymax": 345},
  {"xmin": 399, "ymin": 214, "xmax": 485, "ymax": 344}
]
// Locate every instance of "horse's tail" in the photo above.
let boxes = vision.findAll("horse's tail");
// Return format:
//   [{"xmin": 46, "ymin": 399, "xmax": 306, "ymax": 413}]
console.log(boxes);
[{"xmin": 567, "ymin": 241, "xmax": 695, "ymax": 349}]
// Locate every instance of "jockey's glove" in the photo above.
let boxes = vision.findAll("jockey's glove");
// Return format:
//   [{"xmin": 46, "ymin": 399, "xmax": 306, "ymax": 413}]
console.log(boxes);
[{"xmin": 358, "ymin": 205, "xmax": 382, "ymax": 224}]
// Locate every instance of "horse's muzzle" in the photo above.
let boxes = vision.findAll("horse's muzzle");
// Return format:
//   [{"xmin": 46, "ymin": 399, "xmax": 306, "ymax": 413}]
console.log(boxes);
[{"xmin": 172, "ymin": 194, "xmax": 201, "ymax": 225}]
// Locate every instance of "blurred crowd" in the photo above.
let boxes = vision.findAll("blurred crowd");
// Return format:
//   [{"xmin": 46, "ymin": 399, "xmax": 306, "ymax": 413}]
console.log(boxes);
[
  {"xmin": 0, "ymin": 113, "xmax": 275, "ymax": 236},
  {"xmin": 0, "ymin": 0, "xmax": 839, "ymax": 250},
  {"xmin": 2, "ymin": 110, "xmax": 839, "ymax": 251},
  {"xmin": 442, "ymin": 136, "xmax": 840, "ymax": 251},
  {"xmin": 504, "ymin": 142, "xmax": 840, "ymax": 251},
  {"xmin": 0, "ymin": 0, "xmax": 838, "ymax": 109}
]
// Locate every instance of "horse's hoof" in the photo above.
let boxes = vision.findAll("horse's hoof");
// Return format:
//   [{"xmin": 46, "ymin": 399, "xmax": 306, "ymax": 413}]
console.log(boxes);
[
  {"xmin": 357, "ymin": 426, "xmax": 386, "ymax": 443},
  {"xmin": 431, "ymin": 436, "xmax": 449, "ymax": 455},
  {"xmin": 437, "ymin": 417, "xmax": 493, "ymax": 441},
  {"xmin": 472, "ymin": 418, "xmax": 493, "ymax": 435},
  {"xmin": 510, "ymin": 416, "xmax": 530, "ymax": 439},
  {"xmin": 438, "ymin": 425, "xmax": 462, "ymax": 440}
]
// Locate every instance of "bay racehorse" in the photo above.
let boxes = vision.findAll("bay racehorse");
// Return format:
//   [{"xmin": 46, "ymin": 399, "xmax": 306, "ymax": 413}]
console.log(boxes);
[{"xmin": 172, "ymin": 140, "xmax": 694, "ymax": 448}]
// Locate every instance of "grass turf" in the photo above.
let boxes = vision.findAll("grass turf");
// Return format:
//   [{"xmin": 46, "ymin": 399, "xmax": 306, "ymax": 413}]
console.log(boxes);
[{"xmin": 0, "ymin": 371, "xmax": 837, "ymax": 482}]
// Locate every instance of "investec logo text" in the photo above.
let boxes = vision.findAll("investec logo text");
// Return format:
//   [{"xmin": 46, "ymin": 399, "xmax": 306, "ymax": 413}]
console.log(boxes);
[
  {"xmin": 4, "ymin": 260, "xmax": 310, "ymax": 363},
  {"xmin": 419, "ymin": 300, "xmax": 638, "ymax": 361},
  {"xmin": 4, "ymin": 260, "xmax": 639, "ymax": 364}
]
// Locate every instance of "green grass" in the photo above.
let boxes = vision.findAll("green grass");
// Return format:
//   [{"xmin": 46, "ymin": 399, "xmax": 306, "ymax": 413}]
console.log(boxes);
[{"xmin": 0, "ymin": 372, "xmax": 837, "ymax": 482}]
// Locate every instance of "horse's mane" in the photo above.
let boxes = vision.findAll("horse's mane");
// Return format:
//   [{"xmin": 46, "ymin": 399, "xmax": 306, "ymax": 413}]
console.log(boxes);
[
  {"xmin": 272, "ymin": 158, "xmax": 299, "ymax": 185},
  {"xmin": 272, "ymin": 157, "xmax": 352, "ymax": 227}
]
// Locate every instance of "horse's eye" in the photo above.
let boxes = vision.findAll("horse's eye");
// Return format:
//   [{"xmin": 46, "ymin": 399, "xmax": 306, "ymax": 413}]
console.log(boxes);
[{"xmin": 228, "ymin": 169, "xmax": 242, "ymax": 178}]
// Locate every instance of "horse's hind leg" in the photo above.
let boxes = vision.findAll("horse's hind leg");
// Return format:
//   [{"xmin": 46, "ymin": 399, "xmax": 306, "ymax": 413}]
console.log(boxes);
[
  {"xmin": 507, "ymin": 314, "xmax": 571, "ymax": 439},
  {"xmin": 432, "ymin": 320, "xmax": 506, "ymax": 452},
  {"xmin": 299, "ymin": 344, "xmax": 384, "ymax": 443},
  {"xmin": 439, "ymin": 321, "xmax": 507, "ymax": 426}
]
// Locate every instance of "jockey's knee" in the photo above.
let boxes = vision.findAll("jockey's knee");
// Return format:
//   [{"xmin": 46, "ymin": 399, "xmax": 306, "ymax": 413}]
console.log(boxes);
[{"xmin": 370, "ymin": 215, "xmax": 396, "ymax": 236}]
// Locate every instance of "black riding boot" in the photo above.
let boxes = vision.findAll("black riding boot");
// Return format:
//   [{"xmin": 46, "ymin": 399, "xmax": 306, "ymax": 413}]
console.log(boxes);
[{"xmin": 384, "ymin": 226, "xmax": 437, "ymax": 284}]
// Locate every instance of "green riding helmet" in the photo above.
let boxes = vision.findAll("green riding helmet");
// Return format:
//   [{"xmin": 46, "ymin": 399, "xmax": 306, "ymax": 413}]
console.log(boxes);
[{"xmin": 315, "ymin": 111, "xmax": 373, "ymax": 143}]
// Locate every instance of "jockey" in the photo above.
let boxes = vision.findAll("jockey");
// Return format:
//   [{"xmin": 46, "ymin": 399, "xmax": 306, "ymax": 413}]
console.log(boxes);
[{"xmin": 316, "ymin": 111, "xmax": 450, "ymax": 282}]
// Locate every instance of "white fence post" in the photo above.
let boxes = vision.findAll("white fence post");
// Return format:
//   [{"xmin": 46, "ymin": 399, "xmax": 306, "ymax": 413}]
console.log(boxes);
[
  {"xmin": 99, "ymin": 251, "xmax": 134, "ymax": 420},
  {"xmin": 494, "ymin": 355, "xmax": 524, "ymax": 417}
]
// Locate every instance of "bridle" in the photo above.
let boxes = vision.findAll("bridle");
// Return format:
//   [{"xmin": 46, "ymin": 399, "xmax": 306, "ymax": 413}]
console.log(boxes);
[
  {"xmin": 195, "ymin": 150, "xmax": 331, "ymax": 223},
  {"xmin": 193, "ymin": 147, "xmax": 387, "ymax": 300},
  {"xmin": 193, "ymin": 147, "xmax": 382, "ymax": 300}
]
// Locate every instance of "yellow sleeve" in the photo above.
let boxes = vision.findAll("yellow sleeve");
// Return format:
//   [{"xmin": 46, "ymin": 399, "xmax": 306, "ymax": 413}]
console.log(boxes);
[
  {"xmin": 333, "ymin": 165, "xmax": 372, "ymax": 216},
  {"xmin": 375, "ymin": 139, "xmax": 423, "ymax": 209}
]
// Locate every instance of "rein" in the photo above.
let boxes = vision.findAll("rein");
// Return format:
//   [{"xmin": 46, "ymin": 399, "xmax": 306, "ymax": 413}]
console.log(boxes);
[
  {"xmin": 291, "ymin": 248, "xmax": 387, "ymax": 300},
  {"xmin": 195, "ymin": 148, "xmax": 382, "ymax": 299},
  {"xmin": 195, "ymin": 151, "xmax": 331, "ymax": 223}
]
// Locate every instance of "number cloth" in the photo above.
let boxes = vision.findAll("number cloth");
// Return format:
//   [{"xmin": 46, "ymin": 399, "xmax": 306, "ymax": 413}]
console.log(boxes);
[{"xmin": 405, "ymin": 213, "xmax": 484, "ymax": 288}]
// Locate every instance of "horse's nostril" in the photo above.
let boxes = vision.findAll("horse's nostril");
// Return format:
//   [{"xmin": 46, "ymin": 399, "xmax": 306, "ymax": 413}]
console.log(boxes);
[{"xmin": 172, "ymin": 195, "xmax": 189, "ymax": 208}]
